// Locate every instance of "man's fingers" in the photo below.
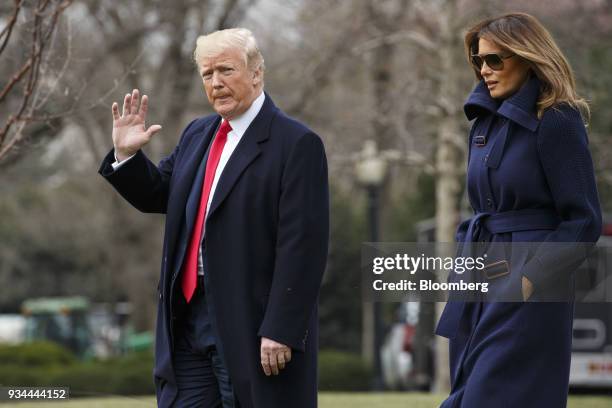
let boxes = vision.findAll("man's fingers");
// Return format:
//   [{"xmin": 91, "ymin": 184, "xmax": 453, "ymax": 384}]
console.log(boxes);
[
  {"xmin": 277, "ymin": 353, "xmax": 286, "ymax": 370},
  {"xmin": 122, "ymin": 93, "xmax": 131, "ymax": 116},
  {"xmin": 139, "ymin": 94, "xmax": 149, "ymax": 119},
  {"xmin": 112, "ymin": 102, "xmax": 120, "ymax": 121},
  {"xmin": 260, "ymin": 353, "xmax": 272, "ymax": 376},
  {"xmin": 269, "ymin": 352, "xmax": 279, "ymax": 375},
  {"xmin": 130, "ymin": 89, "xmax": 140, "ymax": 115},
  {"xmin": 284, "ymin": 348, "xmax": 292, "ymax": 364}
]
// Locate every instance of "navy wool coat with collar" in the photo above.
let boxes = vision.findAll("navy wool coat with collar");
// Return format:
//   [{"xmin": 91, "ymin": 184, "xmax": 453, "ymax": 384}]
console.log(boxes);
[
  {"xmin": 436, "ymin": 76, "xmax": 602, "ymax": 408},
  {"xmin": 99, "ymin": 94, "xmax": 329, "ymax": 408}
]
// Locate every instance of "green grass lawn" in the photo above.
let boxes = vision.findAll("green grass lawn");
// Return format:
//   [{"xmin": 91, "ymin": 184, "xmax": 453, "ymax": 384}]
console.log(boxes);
[{"xmin": 1, "ymin": 392, "xmax": 611, "ymax": 407}]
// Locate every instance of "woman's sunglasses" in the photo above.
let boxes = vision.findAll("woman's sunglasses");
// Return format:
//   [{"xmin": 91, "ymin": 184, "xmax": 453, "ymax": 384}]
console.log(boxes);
[{"xmin": 471, "ymin": 52, "xmax": 515, "ymax": 71}]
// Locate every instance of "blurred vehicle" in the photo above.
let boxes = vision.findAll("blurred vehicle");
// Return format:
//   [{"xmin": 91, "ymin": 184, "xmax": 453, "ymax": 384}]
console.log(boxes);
[
  {"xmin": 21, "ymin": 296, "xmax": 93, "ymax": 357},
  {"xmin": 569, "ymin": 220, "xmax": 612, "ymax": 389},
  {"xmin": 21, "ymin": 296, "xmax": 154, "ymax": 359},
  {"xmin": 570, "ymin": 303, "xmax": 612, "ymax": 389},
  {"xmin": 0, "ymin": 314, "xmax": 26, "ymax": 344}
]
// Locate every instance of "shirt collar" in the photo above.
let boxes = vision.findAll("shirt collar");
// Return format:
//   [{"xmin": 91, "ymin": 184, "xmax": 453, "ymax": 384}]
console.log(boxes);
[
  {"xmin": 464, "ymin": 75, "xmax": 542, "ymax": 132},
  {"xmin": 227, "ymin": 91, "xmax": 265, "ymax": 137}
]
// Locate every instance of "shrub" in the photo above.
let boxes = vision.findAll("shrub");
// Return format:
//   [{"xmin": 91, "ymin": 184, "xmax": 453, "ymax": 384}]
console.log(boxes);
[
  {"xmin": 0, "ymin": 341, "xmax": 75, "ymax": 366},
  {"xmin": 49, "ymin": 363, "xmax": 116, "ymax": 396},
  {"xmin": 0, "ymin": 344, "xmax": 154, "ymax": 395},
  {"xmin": 318, "ymin": 350, "xmax": 371, "ymax": 391},
  {"xmin": 0, "ymin": 364, "xmax": 56, "ymax": 387}
]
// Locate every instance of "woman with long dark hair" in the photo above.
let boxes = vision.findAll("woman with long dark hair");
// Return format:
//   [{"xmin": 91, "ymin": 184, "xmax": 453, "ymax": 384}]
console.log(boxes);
[{"xmin": 435, "ymin": 13, "xmax": 601, "ymax": 407}]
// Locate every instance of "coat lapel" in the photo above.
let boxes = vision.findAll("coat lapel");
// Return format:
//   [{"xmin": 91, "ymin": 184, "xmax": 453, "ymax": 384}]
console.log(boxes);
[
  {"xmin": 497, "ymin": 76, "xmax": 541, "ymax": 132},
  {"xmin": 166, "ymin": 117, "xmax": 219, "ymax": 279},
  {"xmin": 184, "ymin": 120, "xmax": 219, "ymax": 233},
  {"xmin": 464, "ymin": 80, "xmax": 499, "ymax": 120},
  {"xmin": 173, "ymin": 118, "xmax": 220, "ymax": 213},
  {"xmin": 206, "ymin": 94, "xmax": 276, "ymax": 220},
  {"xmin": 464, "ymin": 75, "xmax": 541, "ymax": 131}
]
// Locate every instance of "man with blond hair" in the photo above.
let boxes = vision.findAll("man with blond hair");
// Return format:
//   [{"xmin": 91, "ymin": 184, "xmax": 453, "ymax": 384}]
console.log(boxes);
[{"xmin": 99, "ymin": 28, "xmax": 329, "ymax": 407}]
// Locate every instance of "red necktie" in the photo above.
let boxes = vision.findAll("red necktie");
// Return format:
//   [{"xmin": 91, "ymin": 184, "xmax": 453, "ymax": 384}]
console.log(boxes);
[{"xmin": 181, "ymin": 119, "xmax": 232, "ymax": 302}]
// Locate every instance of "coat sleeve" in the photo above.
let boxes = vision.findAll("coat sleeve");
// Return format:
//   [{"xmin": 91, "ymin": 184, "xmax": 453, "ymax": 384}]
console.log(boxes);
[
  {"xmin": 98, "ymin": 118, "xmax": 198, "ymax": 214},
  {"xmin": 521, "ymin": 105, "xmax": 602, "ymax": 290},
  {"xmin": 257, "ymin": 132, "xmax": 330, "ymax": 352}
]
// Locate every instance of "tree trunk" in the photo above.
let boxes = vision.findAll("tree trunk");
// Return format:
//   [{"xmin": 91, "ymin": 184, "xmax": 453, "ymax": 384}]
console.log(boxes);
[{"xmin": 433, "ymin": 0, "xmax": 463, "ymax": 393}]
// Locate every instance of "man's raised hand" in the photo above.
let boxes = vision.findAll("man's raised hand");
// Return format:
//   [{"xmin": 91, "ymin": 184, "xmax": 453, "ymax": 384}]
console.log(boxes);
[{"xmin": 111, "ymin": 89, "xmax": 162, "ymax": 162}]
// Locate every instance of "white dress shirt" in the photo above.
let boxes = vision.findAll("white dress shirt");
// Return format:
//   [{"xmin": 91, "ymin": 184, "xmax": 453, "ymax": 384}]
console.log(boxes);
[{"xmin": 204, "ymin": 91, "xmax": 265, "ymax": 216}]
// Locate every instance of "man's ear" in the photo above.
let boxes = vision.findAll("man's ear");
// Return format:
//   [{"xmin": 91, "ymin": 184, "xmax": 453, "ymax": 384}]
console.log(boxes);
[{"xmin": 252, "ymin": 67, "xmax": 263, "ymax": 86}]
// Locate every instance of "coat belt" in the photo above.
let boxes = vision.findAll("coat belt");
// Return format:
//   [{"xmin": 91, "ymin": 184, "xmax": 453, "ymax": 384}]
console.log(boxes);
[{"xmin": 464, "ymin": 208, "xmax": 560, "ymax": 242}]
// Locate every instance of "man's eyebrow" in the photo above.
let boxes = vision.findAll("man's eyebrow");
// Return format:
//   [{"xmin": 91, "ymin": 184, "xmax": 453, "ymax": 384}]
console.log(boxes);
[{"xmin": 201, "ymin": 62, "xmax": 235, "ymax": 73}]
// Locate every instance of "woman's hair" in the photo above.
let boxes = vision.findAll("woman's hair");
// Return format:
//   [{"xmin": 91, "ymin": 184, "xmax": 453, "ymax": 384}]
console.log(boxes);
[
  {"xmin": 193, "ymin": 28, "xmax": 265, "ymax": 74},
  {"xmin": 464, "ymin": 13, "xmax": 589, "ymax": 121}
]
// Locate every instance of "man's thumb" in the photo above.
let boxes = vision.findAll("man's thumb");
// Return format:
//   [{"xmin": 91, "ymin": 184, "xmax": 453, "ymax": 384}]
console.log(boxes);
[{"xmin": 146, "ymin": 125, "xmax": 162, "ymax": 138}]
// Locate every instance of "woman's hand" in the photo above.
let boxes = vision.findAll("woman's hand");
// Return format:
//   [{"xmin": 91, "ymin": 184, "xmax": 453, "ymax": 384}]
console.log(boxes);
[{"xmin": 521, "ymin": 276, "xmax": 534, "ymax": 301}]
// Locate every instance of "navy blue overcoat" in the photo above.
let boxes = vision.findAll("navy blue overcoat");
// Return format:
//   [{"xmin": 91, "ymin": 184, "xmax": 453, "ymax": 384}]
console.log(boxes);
[
  {"xmin": 99, "ymin": 94, "xmax": 329, "ymax": 408},
  {"xmin": 436, "ymin": 76, "xmax": 602, "ymax": 408}
]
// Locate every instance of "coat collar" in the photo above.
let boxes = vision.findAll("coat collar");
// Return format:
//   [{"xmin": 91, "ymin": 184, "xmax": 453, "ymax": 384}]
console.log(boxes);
[
  {"xmin": 464, "ymin": 75, "xmax": 541, "ymax": 132},
  {"xmin": 227, "ymin": 91, "xmax": 266, "ymax": 138}
]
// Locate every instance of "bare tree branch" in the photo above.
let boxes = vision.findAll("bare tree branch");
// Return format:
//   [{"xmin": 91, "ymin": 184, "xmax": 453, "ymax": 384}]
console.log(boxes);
[
  {"xmin": 0, "ymin": 0, "xmax": 23, "ymax": 55},
  {"xmin": 0, "ymin": 0, "xmax": 73, "ymax": 162}
]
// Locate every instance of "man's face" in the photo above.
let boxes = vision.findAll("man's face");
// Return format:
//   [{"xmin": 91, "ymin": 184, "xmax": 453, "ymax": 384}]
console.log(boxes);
[{"xmin": 199, "ymin": 47, "xmax": 262, "ymax": 120}]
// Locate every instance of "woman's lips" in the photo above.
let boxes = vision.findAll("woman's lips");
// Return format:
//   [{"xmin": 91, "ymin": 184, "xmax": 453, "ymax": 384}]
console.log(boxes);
[{"xmin": 486, "ymin": 81, "xmax": 498, "ymax": 89}]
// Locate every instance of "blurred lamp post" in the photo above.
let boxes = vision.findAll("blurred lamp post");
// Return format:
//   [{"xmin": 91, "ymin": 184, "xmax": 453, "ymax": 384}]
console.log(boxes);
[{"xmin": 355, "ymin": 139, "xmax": 387, "ymax": 390}]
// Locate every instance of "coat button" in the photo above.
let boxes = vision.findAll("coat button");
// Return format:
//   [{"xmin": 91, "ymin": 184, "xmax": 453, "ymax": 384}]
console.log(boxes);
[{"xmin": 486, "ymin": 198, "xmax": 493, "ymax": 207}]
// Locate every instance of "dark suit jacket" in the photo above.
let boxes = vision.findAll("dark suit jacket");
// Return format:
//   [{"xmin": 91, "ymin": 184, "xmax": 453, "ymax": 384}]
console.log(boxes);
[{"xmin": 99, "ymin": 94, "xmax": 329, "ymax": 408}]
